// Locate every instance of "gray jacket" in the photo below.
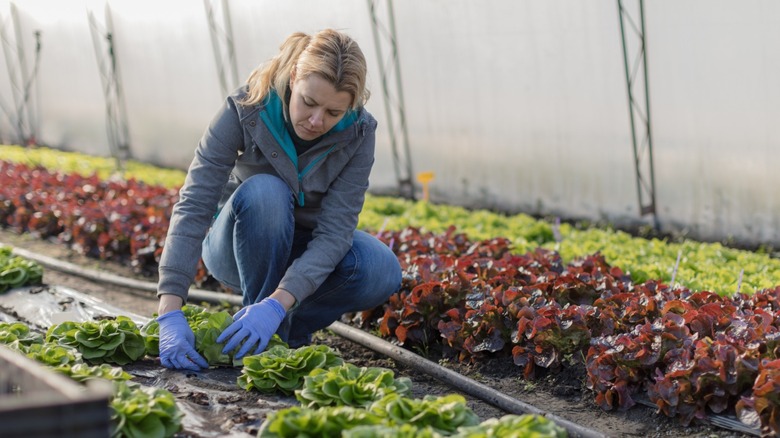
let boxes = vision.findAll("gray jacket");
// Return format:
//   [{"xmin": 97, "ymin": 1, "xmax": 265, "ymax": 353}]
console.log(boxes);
[{"xmin": 157, "ymin": 86, "xmax": 378, "ymax": 304}]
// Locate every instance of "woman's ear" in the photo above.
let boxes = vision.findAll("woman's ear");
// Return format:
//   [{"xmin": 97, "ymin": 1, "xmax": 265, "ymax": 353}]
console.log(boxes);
[{"xmin": 289, "ymin": 68, "xmax": 296, "ymax": 87}]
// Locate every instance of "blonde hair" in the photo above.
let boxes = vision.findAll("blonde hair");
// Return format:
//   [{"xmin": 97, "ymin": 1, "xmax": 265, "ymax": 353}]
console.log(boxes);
[{"xmin": 240, "ymin": 29, "xmax": 369, "ymax": 110}]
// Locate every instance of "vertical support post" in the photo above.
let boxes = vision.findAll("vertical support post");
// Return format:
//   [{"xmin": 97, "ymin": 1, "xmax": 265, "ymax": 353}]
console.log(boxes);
[
  {"xmin": 88, "ymin": 4, "xmax": 131, "ymax": 171},
  {"xmin": 618, "ymin": 0, "xmax": 658, "ymax": 227},
  {"xmin": 204, "ymin": 0, "xmax": 239, "ymax": 97},
  {"xmin": 0, "ymin": 2, "xmax": 41, "ymax": 145},
  {"xmin": 367, "ymin": 0, "xmax": 415, "ymax": 200}
]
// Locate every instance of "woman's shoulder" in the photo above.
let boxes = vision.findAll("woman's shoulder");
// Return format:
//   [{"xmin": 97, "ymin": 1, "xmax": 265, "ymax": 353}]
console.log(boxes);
[
  {"xmin": 229, "ymin": 84, "xmax": 249, "ymax": 99},
  {"xmin": 226, "ymin": 85, "xmax": 263, "ymax": 119},
  {"xmin": 358, "ymin": 108, "xmax": 378, "ymax": 131}
]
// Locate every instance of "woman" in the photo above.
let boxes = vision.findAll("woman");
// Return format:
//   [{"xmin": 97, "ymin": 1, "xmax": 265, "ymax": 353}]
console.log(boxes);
[{"xmin": 155, "ymin": 29, "xmax": 402, "ymax": 371}]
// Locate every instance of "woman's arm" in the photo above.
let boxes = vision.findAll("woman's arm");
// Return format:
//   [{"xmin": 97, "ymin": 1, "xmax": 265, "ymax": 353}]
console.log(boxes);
[{"xmin": 157, "ymin": 95, "xmax": 246, "ymax": 305}]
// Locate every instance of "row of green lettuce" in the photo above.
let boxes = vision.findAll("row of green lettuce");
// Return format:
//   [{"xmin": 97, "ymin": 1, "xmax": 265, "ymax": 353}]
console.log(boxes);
[
  {"xmin": 1, "ymin": 305, "xmax": 567, "ymax": 438},
  {"xmin": 3, "ymin": 144, "xmax": 779, "ymax": 295},
  {"xmin": 0, "ymin": 320, "xmax": 180, "ymax": 438},
  {"xmin": 0, "ymin": 246, "xmax": 42, "ymax": 292}
]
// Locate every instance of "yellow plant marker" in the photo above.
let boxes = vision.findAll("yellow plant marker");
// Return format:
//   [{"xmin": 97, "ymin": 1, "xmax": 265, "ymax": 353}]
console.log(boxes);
[{"xmin": 416, "ymin": 171, "xmax": 435, "ymax": 202}]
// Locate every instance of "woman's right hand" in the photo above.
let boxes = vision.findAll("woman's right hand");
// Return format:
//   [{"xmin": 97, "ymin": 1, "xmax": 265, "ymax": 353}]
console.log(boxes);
[
  {"xmin": 156, "ymin": 295, "xmax": 209, "ymax": 371},
  {"xmin": 157, "ymin": 310, "xmax": 209, "ymax": 370}
]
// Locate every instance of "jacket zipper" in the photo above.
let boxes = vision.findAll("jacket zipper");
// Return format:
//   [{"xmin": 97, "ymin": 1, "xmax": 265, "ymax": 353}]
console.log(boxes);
[{"xmin": 296, "ymin": 144, "xmax": 338, "ymax": 206}]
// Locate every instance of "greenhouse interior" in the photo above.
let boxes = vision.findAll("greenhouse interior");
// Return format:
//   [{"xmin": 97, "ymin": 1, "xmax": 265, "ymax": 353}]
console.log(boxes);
[{"xmin": 1, "ymin": 1, "xmax": 779, "ymax": 437}]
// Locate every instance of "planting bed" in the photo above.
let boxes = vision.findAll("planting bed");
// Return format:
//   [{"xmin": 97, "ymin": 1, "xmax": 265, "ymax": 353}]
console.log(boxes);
[{"xmin": 2, "ymin": 147, "xmax": 777, "ymax": 437}]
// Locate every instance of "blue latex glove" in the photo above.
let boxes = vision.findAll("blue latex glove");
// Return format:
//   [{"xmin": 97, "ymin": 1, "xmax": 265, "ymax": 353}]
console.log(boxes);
[
  {"xmin": 157, "ymin": 310, "xmax": 209, "ymax": 371},
  {"xmin": 217, "ymin": 297, "xmax": 286, "ymax": 359}
]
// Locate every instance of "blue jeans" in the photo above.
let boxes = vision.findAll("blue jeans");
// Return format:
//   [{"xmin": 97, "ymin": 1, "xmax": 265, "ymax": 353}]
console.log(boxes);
[{"xmin": 201, "ymin": 174, "xmax": 401, "ymax": 346}]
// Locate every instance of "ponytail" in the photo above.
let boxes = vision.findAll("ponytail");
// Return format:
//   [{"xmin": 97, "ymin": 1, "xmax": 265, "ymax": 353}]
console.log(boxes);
[{"xmin": 240, "ymin": 32, "xmax": 311, "ymax": 107}]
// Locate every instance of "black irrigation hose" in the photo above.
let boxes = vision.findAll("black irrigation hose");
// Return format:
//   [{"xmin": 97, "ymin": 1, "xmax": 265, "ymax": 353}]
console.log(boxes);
[
  {"xmin": 4, "ymin": 244, "xmax": 242, "ymax": 306},
  {"xmin": 328, "ymin": 321, "xmax": 606, "ymax": 438}
]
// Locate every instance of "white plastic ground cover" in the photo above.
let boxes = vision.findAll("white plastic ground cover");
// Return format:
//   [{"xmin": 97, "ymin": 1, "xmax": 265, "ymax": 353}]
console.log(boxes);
[
  {"xmin": 0, "ymin": 285, "xmax": 150, "ymax": 328},
  {"xmin": 0, "ymin": 285, "xmax": 291, "ymax": 437}
]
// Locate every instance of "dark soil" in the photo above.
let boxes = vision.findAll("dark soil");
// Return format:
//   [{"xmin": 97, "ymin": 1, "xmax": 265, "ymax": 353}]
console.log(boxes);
[{"xmin": 0, "ymin": 229, "xmax": 756, "ymax": 438}]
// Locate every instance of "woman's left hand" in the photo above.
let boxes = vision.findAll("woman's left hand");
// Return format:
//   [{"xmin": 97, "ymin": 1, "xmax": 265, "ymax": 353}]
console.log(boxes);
[{"xmin": 217, "ymin": 297, "xmax": 286, "ymax": 359}]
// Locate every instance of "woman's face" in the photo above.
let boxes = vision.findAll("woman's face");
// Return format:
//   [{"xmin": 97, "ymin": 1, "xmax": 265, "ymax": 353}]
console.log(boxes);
[{"xmin": 289, "ymin": 73, "xmax": 353, "ymax": 141}]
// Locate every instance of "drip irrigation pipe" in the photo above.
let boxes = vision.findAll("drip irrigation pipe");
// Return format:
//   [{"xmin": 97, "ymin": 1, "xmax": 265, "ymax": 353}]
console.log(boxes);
[
  {"xmin": 5, "ymin": 244, "xmax": 242, "ymax": 306},
  {"xmin": 7, "ymin": 242, "xmax": 605, "ymax": 437}
]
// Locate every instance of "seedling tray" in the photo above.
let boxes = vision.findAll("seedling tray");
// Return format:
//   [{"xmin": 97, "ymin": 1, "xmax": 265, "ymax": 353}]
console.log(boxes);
[{"xmin": 0, "ymin": 345, "xmax": 112, "ymax": 438}]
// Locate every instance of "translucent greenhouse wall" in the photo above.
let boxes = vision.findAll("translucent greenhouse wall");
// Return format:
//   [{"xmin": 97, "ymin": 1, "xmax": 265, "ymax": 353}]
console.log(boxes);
[{"xmin": 1, "ymin": 0, "xmax": 779, "ymax": 248}]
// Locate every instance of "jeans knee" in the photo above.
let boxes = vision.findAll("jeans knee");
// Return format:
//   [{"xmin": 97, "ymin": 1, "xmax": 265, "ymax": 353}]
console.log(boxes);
[
  {"xmin": 377, "ymin": 257, "xmax": 402, "ymax": 298},
  {"xmin": 231, "ymin": 174, "xmax": 293, "ymax": 230},
  {"xmin": 357, "ymin": 243, "xmax": 402, "ymax": 307}
]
